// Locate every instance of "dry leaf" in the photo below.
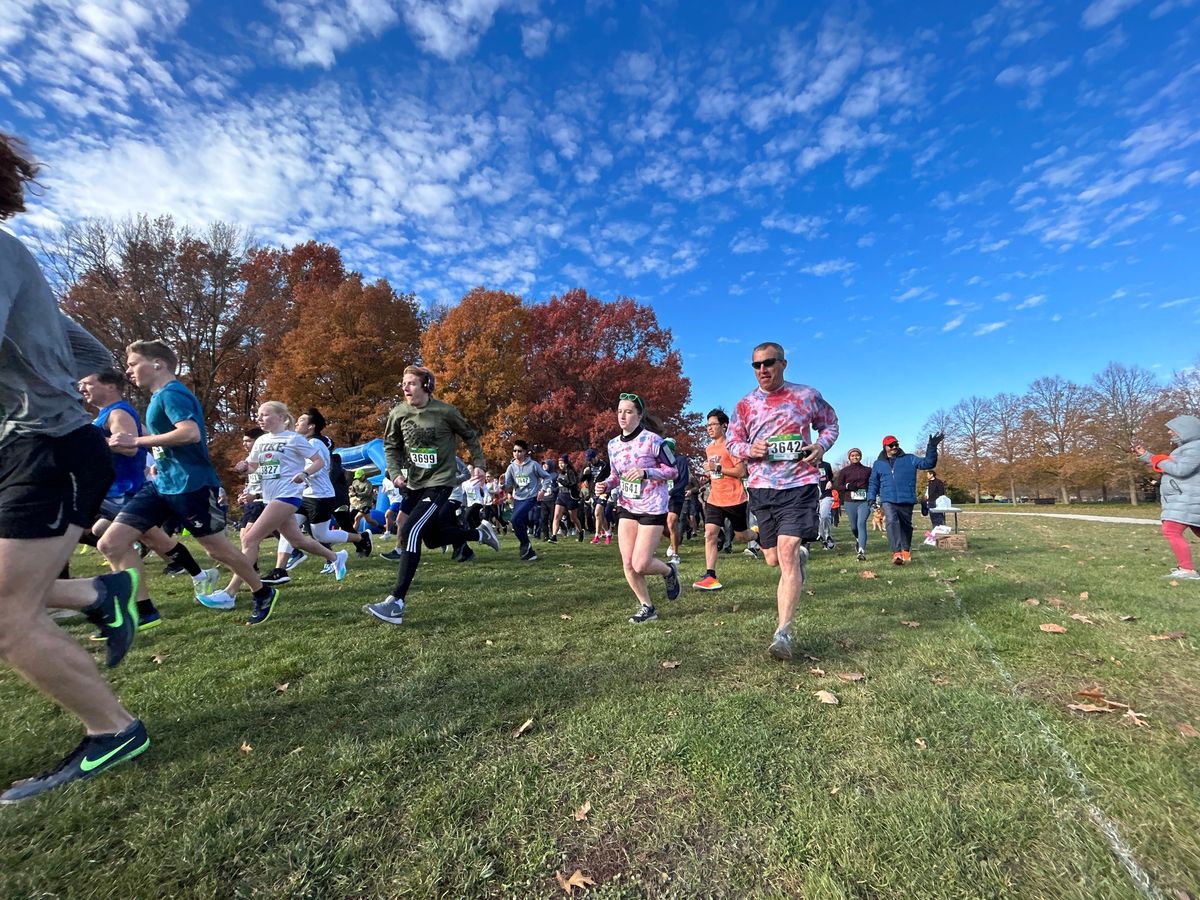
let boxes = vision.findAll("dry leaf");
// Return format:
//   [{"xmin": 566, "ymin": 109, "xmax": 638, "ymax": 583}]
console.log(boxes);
[
  {"xmin": 555, "ymin": 869, "xmax": 596, "ymax": 895},
  {"xmin": 808, "ymin": 667, "xmax": 826, "ymax": 677},
  {"xmin": 239, "ymin": 741, "xmax": 253, "ymax": 754},
  {"xmin": 1149, "ymin": 631, "xmax": 1186, "ymax": 641},
  {"xmin": 1023, "ymin": 598, "xmax": 1040, "ymax": 606},
  {"xmin": 900, "ymin": 620, "xmax": 921, "ymax": 628},
  {"xmin": 1070, "ymin": 614, "xmax": 1095, "ymax": 625},
  {"xmin": 983, "ymin": 563, "xmax": 997, "ymax": 571},
  {"xmin": 1123, "ymin": 709, "xmax": 1150, "ymax": 728},
  {"xmin": 1079, "ymin": 591, "xmax": 1089, "ymax": 601},
  {"xmin": 1076, "ymin": 686, "xmax": 1107, "ymax": 701},
  {"xmin": 151, "ymin": 653, "xmax": 168, "ymax": 665},
  {"xmin": 914, "ymin": 738, "xmax": 927, "ymax": 749},
  {"xmin": 573, "ymin": 800, "xmax": 592, "ymax": 821},
  {"xmin": 1047, "ymin": 597, "xmax": 1065, "ymax": 609},
  {"xmin": 860, "ymin": 570, "xmax": 877, "ymax": 579},
  {"xmin": 512, "ymin": 717, "xmax": 534, "ymax": 738},
  {"xmin": 837, "ymin": 672, "xmax": 865, "ymax": 682},
  {"xmin": 1169, "ymin": 579, "xmax": 1179, "ymax": 586},
  {"xmin": 1120, "ymin": 615, "xmax": 1138, "ymax": 622},
  {"xmin": 1177, "ymin": 723, "xmax": 1199, "ymax": 738},
  {"xmin": 274, "ymin": 682, "xmax": 289, "ymax": 693},
  {"xmin": 485, "ymin": 639, "xmax": 494, "ymax": 646},
  {"xmin": 558, "ymin": 563, "xmax": 574, "ymax": 569},
  {"xmin": 1069, "ymin": 703, "xmax": 1114, "ymax": 713},
  {"xmin": 932, "ymin": 676, "xmax": 950, "ymax": 686},
  {"xmin": 814, "ymin": 690, "xmax": 839, "ymax": 705},
  {"xmin": 1040, "ymin": 623, "xmax": 1068, "ymax": 634},
  {"xmin": 661, "ymin": 660, "xmax": 681, "ymax": 669},
  {"xmin": 560, "ymin": 614, "xmax": 572, "ymax": 620}
]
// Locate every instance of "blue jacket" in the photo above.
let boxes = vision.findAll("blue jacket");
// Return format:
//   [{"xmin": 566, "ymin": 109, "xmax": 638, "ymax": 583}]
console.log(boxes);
[{"xmin": 867, "ymin": 445, "xmax": 939, "ymax": 505}]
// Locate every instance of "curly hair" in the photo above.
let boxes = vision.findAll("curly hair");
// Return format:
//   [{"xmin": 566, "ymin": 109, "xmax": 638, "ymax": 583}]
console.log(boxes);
[{"xmin": 0, "ymin": 133, "xmax": 40, "ymax": 221}]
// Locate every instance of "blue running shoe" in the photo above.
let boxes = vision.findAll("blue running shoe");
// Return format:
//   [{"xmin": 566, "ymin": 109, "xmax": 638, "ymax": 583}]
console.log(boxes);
[{"xmin": 0, "ymin": 719, "xmax": 150, "ymax": 804}]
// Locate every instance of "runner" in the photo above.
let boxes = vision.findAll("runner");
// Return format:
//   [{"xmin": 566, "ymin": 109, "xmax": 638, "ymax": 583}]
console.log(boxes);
[
  {"xmin": 536, "ymin": 452, "xmax": 559, "ymax": 541},
  {"xmin": 663, "ymin": 437, "xmax": 689, "ymax": 566},
  {"xmin": 0, "ymin": 134, "xmax": 147, "ymax": 802},
  {"xmin": 235, "ymin": 427, "xmax": 266, "ymax": 532},
  {"xmin": 726, "ymin": 342, "xmax": 839, "ymax": 660},
  {"xmin": 547, "ymin": 456, "xmax": 583, "ymax": 543},
  {"xmin": 833, "ymin": 448, "xmax": 872, "ymax": 560},
  {"xmin": 378, "ymin": 474, "xmax": 406, "ymax": 561},
  {"xmin": 99, "ymin": 340, "xmax": 278, "ymax": 626},
  {"xmin": 504, "ymin": 439, "xmax": 553, "ymax": 561},
  {"xmin": 693, "ymin": 408, "xmax": 761, "ymax": 591},
  {"xmin": 363, "ymin": 365, "xmax": 500, "ymax": 625},
  {"xmin": 600, "ymin": 392, "xmax": 682, "ymax": 624}
]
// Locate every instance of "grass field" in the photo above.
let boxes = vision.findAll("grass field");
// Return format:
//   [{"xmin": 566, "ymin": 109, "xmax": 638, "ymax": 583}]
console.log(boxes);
[{"xmin": 1, "ymin": 511, "xmax": 1197, "ymax": 899}]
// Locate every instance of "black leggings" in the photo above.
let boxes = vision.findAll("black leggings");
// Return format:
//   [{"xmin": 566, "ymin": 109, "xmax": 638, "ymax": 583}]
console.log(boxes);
[{"xmin": 390, "ymin": 487, "xmax": 479, "ymax": 599}]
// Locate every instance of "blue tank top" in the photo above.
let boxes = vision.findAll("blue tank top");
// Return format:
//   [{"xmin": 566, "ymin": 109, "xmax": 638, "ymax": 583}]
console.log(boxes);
[{"xmin": 94, "ymin": 400, "xmax": 148, "ymax": 498}]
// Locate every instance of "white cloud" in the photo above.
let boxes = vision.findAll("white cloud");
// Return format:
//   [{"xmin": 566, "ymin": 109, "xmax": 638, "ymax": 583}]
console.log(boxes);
[
  {"xmin": 761, "ymin": 213, "xmax": 827, "ymax": 238},
  {"xmin": 521, "ymin": 17, "xmax": 553, "ymax": 58},
  {"xmin": 800, "ymin": 258, "xmax": 855, "ymax": 276},
  {"xmin": 973, "ymin": 321, "xmax": 1008, "ymax": 336},
  {"xmin": 716, "ymin": 336, "xmax": 740, "ymax": 344},
  {"xmin": 1017, "ymin": 294, "xmax": 1046, "ymax": 309},
  {"xmin": 268, "ymin": 0, "xmax": 401, "ymax": 68},
  {"xmin": 943, "ymin": 314, "xmax": 965, "ymax": 332},
  {"xmin": 1081, "ymin": 0, "xmax": 1143, "ymax": 29},
  {"xmin": 730, "ymin": 231, "xmax": 768, "ymax": 254},
  {"xmin": 995, "ymin": 60, "xmax": 1071, "ymax": 106},
  {"xmin": 979, "ymin": 238, "xmax": 1010, "ymax": 252},
  {"xmin": 399, "ymin": 0, "xmax": 506, "ymax": 61},
  {"xmin": 895, "ymin": 286, "xmax": 928, "ymax": 302}
]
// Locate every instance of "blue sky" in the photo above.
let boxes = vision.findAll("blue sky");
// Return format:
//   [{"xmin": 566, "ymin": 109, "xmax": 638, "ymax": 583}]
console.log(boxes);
[{"xmin": 2, "ymin": 0, "xmax": 1198, "ymax": 457}]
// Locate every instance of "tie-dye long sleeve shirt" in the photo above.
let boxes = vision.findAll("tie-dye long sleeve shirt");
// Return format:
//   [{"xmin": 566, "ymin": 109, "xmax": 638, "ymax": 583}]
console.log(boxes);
[
  {"xmin": 602, "ymin": 427, "xmax": 677, "ymax": 516},
  {"xmin": 726, "ymin": 381, "xmax": 839, "ymax": 490}
]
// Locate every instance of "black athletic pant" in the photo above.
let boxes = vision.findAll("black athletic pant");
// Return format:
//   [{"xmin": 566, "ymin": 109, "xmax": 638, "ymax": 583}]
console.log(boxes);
[{"xmin": 390, "ymin": 487, "xmax": 479, "ymax": 599}]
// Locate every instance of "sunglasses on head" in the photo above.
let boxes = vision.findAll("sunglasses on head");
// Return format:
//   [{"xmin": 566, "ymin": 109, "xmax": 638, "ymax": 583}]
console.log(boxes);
[
  {"xmin": 619, "ymin": 391, "xmax": 644, "ymax": 412},
  {"xmin": 751, "ymin": 358, "xmax": 780, "ymax": 370}
]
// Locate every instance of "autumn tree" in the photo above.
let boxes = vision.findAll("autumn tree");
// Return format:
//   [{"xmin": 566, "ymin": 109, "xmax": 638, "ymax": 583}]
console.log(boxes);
[
  {"xmin": 526, "ymin": 288, "xmax": 699, "ymax": 457},
  {"xmin": 1165, "ymin": 356, "xmax": 1200, "ymax": 415},
  {"xmin": 948, "ymin": 395, "xmax": 994, "ymax": 503},
  {"xmin": 989, "ymin": 392, "xmax": 1027, "ymax": 503},
  {"xmin": 265, "ymin": 275, "xmax": 422, "ymax": 446},
  {"xmin": 1023, "ymin": 376, "xmax": 1095, "ymax": 503},
  {"xmin": 1090, "ymin": 362, "xmax": 1164, "ymax": 505},
  {"xmin": 419, "ymin": 288, "xmax": 532, "ymax": 467}
]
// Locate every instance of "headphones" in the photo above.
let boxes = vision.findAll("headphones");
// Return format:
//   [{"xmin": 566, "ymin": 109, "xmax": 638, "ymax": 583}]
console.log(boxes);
[{"xmin": 418, "ymin": 369, "xmax": 434, "ymax": 394}]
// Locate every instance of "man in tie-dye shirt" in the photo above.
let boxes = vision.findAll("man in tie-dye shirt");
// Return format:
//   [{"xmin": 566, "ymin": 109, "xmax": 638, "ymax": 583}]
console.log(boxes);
[{"xmin": 727, "ymin": 341, "xmax": 839, "ymax": 662}]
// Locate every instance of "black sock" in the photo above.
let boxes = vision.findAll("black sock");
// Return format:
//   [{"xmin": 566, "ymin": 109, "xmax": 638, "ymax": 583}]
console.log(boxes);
[
  {"xmin": 165, "ymin": 543, "xmax": 202, "ymax": 577},
  {"xmin": 252, "ymin": 585, "xmax": 273, "ymax": 601},
  {"xmin": 137, "ymin": 598, "xmax": 158, "ymax": 616},
  {"xmin": 706, "ymin": 569, "xmax": 716, "ymax": 578},
  {"xmin": 78, "ymin": 530, "xmax": 99, "ymax": 547}
]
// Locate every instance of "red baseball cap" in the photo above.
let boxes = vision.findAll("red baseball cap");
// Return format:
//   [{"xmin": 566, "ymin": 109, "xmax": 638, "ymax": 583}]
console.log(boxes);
[{"xmin": 882, "ymin": 435, "xmax": 898, "ymax": 447}]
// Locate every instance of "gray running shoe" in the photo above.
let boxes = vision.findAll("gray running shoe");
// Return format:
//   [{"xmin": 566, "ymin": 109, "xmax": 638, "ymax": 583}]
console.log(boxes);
[
  {"xmin": 628, "ymin": 604, "xmax": 658, "ymax": 624},
  {"xmin": 799, "ymin": 545, "xmax": 809, "ymax": 583},
  {"xmin": 364, "ymin": 597, "xmax": 405, "ymax": 624},
  {"xmin": 768, "ymin": 630, "xmax": 793, "ymax": 661},
  {"xmin": 477, "ymin": 520, "xmax": 501, "ymax": 552},
  {"xmin": 663, "ymin": 561, "xmax": 681, "ymax": 600},
  {"xmin": 380, "ymin": 548, "xmax": 402, "ymax": 561}
]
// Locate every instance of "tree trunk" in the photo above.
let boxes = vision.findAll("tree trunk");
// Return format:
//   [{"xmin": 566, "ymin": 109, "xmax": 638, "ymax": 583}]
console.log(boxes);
[
  {"xmin": 1128, "ymin": 472, "xmax": 1139, "ymax": 506},
  {"xmin": 1059, "ymin": 477, "xmax": 1070, "ymax": 504},
  {"xmin": 1009, "ymin": 475, "xmax": 1017, "ymax": 504}
]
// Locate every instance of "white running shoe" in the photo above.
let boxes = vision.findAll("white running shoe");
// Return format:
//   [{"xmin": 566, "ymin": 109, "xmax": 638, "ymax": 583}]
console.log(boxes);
[
  {"xmin": 192, "ymin": 568, "xmax": 218, "ymax": 600},
  {"xmin": 197, "ymin": 589, "xmax": 235, "ymax": 610},
  {"xmin": 334, "ymin": 550, "xmax": 349, "ymax": 581}
]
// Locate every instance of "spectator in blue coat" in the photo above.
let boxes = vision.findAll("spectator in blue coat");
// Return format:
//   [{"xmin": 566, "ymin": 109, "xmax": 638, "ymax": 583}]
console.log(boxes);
[{"xmin": 867, "ymin": 432, "xmax": 942, "ymax": 565}]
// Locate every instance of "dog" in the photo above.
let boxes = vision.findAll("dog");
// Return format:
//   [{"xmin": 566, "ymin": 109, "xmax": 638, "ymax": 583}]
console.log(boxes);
[{"xmin": 870, "ymin": 505, "xmax": 886, "ymax": 532}]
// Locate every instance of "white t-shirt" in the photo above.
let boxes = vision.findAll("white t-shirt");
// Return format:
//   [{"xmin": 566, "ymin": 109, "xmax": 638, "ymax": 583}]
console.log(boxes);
[
  {"xmin": 303, "ymin": 437, "xmax": 335, "ymax": 499},
  {"xmin": 250, "ymin": 430, "xmax": 315, "ymax": 502}
]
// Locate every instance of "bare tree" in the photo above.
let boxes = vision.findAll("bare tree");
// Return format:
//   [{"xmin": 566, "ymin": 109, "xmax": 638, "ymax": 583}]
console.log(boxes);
[
  {"xmin": 949, "ymin": 395, "xmax": 994, "ymax": 503},
  {"xmin": 1025, "ymin": 376, "xmax": 1095, "ymax": 504},
  {"xmin": 1165, "ymin": 357, "xmax": 1200, "ymax": 415},
  {"xmin": 1091, "ymin": 362, "xmax": 1165, "ymax": 505},
  {"xmin": 990, "ymin": 392, "xmax": 1025, "ymax": 502}
]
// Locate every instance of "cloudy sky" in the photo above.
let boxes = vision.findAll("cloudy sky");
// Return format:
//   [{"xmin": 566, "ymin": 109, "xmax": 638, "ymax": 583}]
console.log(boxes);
[{"xmin": 2, "ymin": 0, "xmax": 1198, "ymax": 452}]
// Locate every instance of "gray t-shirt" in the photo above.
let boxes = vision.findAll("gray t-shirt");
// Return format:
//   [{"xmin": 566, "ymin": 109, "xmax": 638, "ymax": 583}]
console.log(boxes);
[{"xmin": 0, "ymin": 229, "xmax": 112, "ymax": 447}]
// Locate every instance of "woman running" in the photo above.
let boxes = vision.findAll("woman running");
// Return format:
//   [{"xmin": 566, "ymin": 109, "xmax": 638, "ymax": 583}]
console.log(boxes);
[
  {"xmin": 548, "ymin": 455, "xmax": 584, "ymax": 543},
  {"xmin": 601, "ymin": 392, "xmax": 681, "ymax": 623}
]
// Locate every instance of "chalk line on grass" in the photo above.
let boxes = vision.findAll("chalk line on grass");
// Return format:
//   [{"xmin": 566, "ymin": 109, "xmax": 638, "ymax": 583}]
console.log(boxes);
[{"xmin": 939, "ymin": 576, "xmax": 1165, "ymax": 900}]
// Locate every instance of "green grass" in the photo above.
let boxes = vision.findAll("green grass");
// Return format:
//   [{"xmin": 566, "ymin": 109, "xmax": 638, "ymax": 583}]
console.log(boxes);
[{"xmin": 1, "ymin": 514, "xmax": 1197, "ymax": 898}]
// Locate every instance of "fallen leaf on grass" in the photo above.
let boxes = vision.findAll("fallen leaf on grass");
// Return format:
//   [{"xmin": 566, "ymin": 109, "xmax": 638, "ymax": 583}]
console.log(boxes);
[
  {"xmin": 1068, "ymin": 703, "xmax": 1114, "ymax": 714},
  {"xmin": 814, "ymin": 690, "xmax": 839, "ymax": 705},
  {"xmin": 915, "ymin": 738, "xmax": 927, "ymax": 750},
  {"xmin": 808, "ymin": 667, "xmax": 826, "ymax": 677},
  {"xmin": 289, "ymin": 746, "xmax": 303, "ymax": 755},
  {"xmin": 1169, "ymin": 579, "xmax": 1179, "ymax": 586},
  {"xmin": 900, "ymin": 620, "xmax": 921, "ymax": 628},
  {"xmin": 558, "ymin": 563, "xmax": 574, "ymax": 569},
  {"xmin": 1177, "ymin": 723, "xmax": 1199, "ymax": 739},
  {"xmin": 1040, "ymin": 623, "xmax": 1068, "ymax": 634},
  {"xmin": 573, "ymin": 800, "xmax": 591, "ymax": 821},
  {"xmin": 1123, "ymin": 709, "xmax": 1150, "ymax": 728},
  {"xmin": 559, "ymin": 614, "xmax": 572, "ymax": 621},
  {"xmin": 661, "ymin": 660, "xmax": 681, "ymax": 669},
  {"xmin": 513, "ymin": 718, "xmax": 534, "ymax": 738},
  {"xmin": 1120, "ymin": 615, "xmax": 1138, "ymax": 622},
  {"xmin": 932, "ymin": 676, "xmax": 950, "ymax": 686},
  {"xmin": 1023, "ymin": 598, "xmax": 1040, "ymax": 606},
  {"xmin": 806, "ymin": 590, "xmax": 814, "ymax": 596},
  {"xmin": 274, "ymin": 682, "xmax": 289, "ymax": 693},
  {"xmin": 860, "ymin": 571, "xmax": 877, "ymax": 579},
  {"xmin": 1149, "ymin": 631, "xmax": 1186, "ymax": 641},
  {"xmin": 837, "ymin": 672, "xmax": 865, "ymax": 682},
  {"xmin": 239, "ymin": 741, "xmax": 253, "ymax": 754},
  {"xmin": 1076, "ymin": 685, "xmax": 1107, "ymax": 701},
  {"xmin": 555, "ymin": 869, "xmax": 596, "ymax": 895},
  {"xmin": 1079, "ymin": 591, "xmax": 1089, "ymax": 601},
  {"xmin": 151, "ymin": 653, "xmax": 168, "ymax": 665},
  {"xmin": 1047, "ymin": 597, "xmax": 1065, "ymax": 609},
  {"xmin": 1070, "ymin": 614, "xmax": 1095, "ymax": 625}
]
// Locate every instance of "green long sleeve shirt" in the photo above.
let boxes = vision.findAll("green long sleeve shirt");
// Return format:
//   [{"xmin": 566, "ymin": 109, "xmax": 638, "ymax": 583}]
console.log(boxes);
[{"xmin": 382, "ymin": 398, "xmax": 486, "ymax": 490}]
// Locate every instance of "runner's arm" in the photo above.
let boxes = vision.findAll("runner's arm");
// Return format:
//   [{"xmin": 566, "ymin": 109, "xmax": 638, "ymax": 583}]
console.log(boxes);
[{"xmin": 106, "ymin": 407, "xmax": 141, "ymax": 457}]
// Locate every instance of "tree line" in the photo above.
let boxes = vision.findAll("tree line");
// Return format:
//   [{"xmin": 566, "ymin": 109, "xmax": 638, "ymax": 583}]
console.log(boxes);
[
  {"xmin": 45, "ymin": 215, "xmax": 699, "ymax": 482},
  {"xmin": 918, "ymin": 363, "xmax": 1200, "ymax": 505}
]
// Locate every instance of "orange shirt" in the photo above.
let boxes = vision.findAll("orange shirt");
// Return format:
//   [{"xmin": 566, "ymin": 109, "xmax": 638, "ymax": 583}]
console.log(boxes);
[{"xmin": 705, "ymin": 437, "xmax": 746, "ymax": 507}]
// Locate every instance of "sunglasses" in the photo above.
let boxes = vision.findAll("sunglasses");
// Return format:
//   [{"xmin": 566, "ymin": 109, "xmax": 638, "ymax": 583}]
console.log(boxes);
[
  {"xmin": 619, "ymin": 391, "xmax": 644, "ymax": 411},
  {"xmin": 886, "ymin": 442, "xmax": 900, "ymax": 449},
  {"xmin": 751, "ymin": 358, "xmax": 780, "ymax": 370}
]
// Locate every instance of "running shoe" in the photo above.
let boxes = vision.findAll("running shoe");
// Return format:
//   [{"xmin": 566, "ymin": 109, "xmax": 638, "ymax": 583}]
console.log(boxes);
[
  {"xmin": 163, "ymin": 561, "xmax": 186, "ymax": 577},
  {"xmin": 136, "ymin": 600, "xmax": 162, "ymax": 631},
  {"xmin": 334, "ymin": 550, "xmax": 349, "ymax": 581},
  {"xmin": 547, "ymin": 535, "xmax": 558, "ymax": 544},
  {"xmin": 744, "ymin": 543, "xmax": 761, "ymax": 560},
  {"xmin": 823, "ymin": 539, "xmax": 836, "ymax": 551},
  {"xmin": 458, "ymin": 545, "xmax": 476, "ymax": 563},
  {"xmin": 260, "ymin": 568, "xmax": 291, "ymax": 585},
  {"xmin": 768, "ymin": 630, "xmax": 793, "ymax": 661},
  {"xmin": 520, "ymin": 547, "xmax": 539, "ymax": 562},
  {"xmin": 246, "ymin": 588, "xmax": 279, "ymax": 626},
  {"xmin": 285, "ymin": 549, "xmax": 307, "ymax": 571},
  {"xmin": 892, "ymin": 553, "xmax": 905, "ymax": 566},
  {"xmin": 380, "ymin": 548, "xmax": 403, "ymax": 562},
  {"xmin": 856, "ymin": 548, "xmax": 866, "ymax": 561},
  {"xmin": 357, "ymin": 530, "xmax": 373, "ymax": 558},
  {"xmin": 364, "ymin": 597, "xmax": 405, "ymax": 624},
  {"xmin": 664, "ymin": 561, "xmax": 681, "ymax": 601},
  {"xmin": 192, "ymin": 568, "xmax": 218, "ymax": 600},
  {"xmin": 83, "ymin": 570, "xmax": 139, "ymax": 668},
  {"xmin": 799, "ymin": 544, "xmax": 809, "ymax": 582},
  {"xmin": 667, "ymin": 552, "xmax": 681, "ymax": 566},
  {"xmin": 591, "ymin": 535, "xmax": 600, "ymax": 545},
  {"xmin": 197, "ymin": 589, "xmax": 236, "ymax": 610},
  {"xmin": 577, "ymin": 530, "xmax": 585, "ymax": 543},
  {"xmin": 901, "ymin": 550, "xmax": 911, "ymax": 563},
  {"xmin": 692, "ymin": 574, "xmax": 723, "ymax": 591},
  {"xmin": 628, "ymin": 604, "xmax": 658, "ymax": 624},
  {"xmin": 320, "ymin": 561, "xmax": 334, "ymax": 574},
  {"xmin": 0, "ymin": 719, "xmax": 150, "ymax": 804},
  {"xmin": 604, "ymin": 534, "xmax": 611, "ymax": 546},
  {"xmin": 1164, "ymin": 568, "xmax": 1200, "ymax": 580},
  {"xmin": 477, "ymin": 520, "xmax": 501, "ymax": 552}
]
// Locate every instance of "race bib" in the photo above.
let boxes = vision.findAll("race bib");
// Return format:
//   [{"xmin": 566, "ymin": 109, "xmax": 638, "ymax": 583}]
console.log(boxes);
[
  {"xmin": 851, "ymin": 489, "xmax": 867, "ymax": 501},
  {"xmin": 410, "ymin": 448, "xmax": 438, "ymax": 469},
  {"xmin": 766, "ymin": 434, "xmax": 805, "ymax": 461},
  {"xmin": 248, "ymin": 470, "xmax": 262, "ymax": 492},
  {"xmin": 258, "ymin": 453, "xmax": 282, "ymax": 480},
  {"xmin": 620, "ymin": 474, "xmax": 644, "ymax": 500},
  {"xmin": 515, "ymin": 474, "xmax": 530, "ymax": 488},
  {"xmin": 667, "ymin": 479, "xmax": 674, "ymax": 492},
  {"xmin": 151, "ymin": 445, "xmax": 166, "ymax": 461}
]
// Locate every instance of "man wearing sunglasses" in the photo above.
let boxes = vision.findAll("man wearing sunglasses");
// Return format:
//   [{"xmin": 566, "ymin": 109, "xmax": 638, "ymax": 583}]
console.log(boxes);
[
  {"xmin": 727, "ymin": 342, "xmax": 839, "ymax": 662},
  {"xmin": 866, "ymin": 433, "xmax": 943, "ymax": 566}
]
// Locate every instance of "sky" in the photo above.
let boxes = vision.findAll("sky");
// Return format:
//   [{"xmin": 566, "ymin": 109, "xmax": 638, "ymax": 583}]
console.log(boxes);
[{"xmin": 2, "ymin": 0, "xmax": 1198, "ymax": 459}]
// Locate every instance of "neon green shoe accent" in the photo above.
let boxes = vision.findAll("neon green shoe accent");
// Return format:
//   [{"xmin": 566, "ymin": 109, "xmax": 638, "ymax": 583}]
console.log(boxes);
[{"xmin": 79, "ymin": 735, "xmax": 150, "ymax": 773}]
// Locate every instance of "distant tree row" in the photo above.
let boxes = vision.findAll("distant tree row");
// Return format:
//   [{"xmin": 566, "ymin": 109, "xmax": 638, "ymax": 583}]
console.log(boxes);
[
  {"xmin": 44, "ymin": 215, "xmax": 699, "ymax": 479},
  {"xmin": 914, "ymin": 363, "xmax": 1200, "ymax": 505}
]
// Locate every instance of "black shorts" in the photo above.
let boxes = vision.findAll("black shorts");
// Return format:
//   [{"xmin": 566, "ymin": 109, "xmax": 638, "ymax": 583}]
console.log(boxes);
[
  {"xmin": 0, "ymin": 426, "xmax": 114, "ymax": 539},
  {"xmin": 115, "ymin": 481, "xmax": 227, "ymax": 538},
  {"xmin": 98, "ymin": 490, "xmax": 139, "ymax": 522},
  {"xmin": 668, "ymin": 496, "xmax": 684, "ymax": 516},
  {"xmin": 615, "ymin": 507, "xmax": 668, "ymax": 528},
  {"xmin": 555, "ymin": 491, "xmax": 578, "ymax": 511},
  {"xmin": 704, "ymin": 501, "xmax": 749, "ymax": 532},
  {"xmin": 748, "ymin": 485, "xmax": 819, "ymax": 549},
  {"xmin": 299, "ymin": 495, "xmax": 338, "ymax": 525}
]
